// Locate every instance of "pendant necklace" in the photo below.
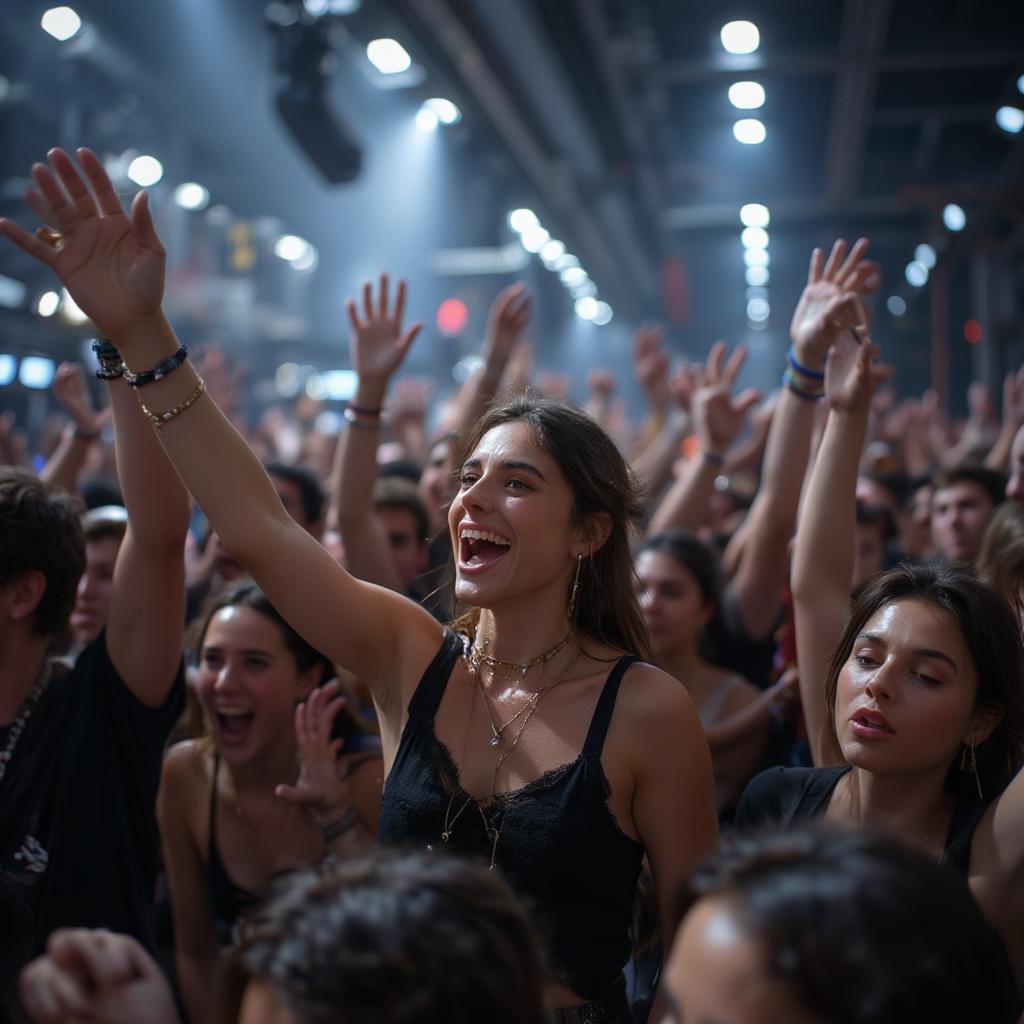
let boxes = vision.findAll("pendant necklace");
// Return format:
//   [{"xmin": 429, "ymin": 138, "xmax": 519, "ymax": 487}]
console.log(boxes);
[{"xmin": 0, "ymin": 661, "xmax": 52, "ymax": 792}]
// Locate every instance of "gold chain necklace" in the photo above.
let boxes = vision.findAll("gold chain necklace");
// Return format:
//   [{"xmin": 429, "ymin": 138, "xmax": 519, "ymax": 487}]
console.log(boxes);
[{"xmin": 467, "ymin": 627, "xmax": 574, "ymax": 681}]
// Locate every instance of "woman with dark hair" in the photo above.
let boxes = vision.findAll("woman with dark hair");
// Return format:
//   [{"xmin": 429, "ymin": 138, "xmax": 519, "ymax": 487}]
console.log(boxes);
[
  {"xmin": 158, "ymin": 581, "xmax": 383, "ymax": 1024},
  {"xmin": 740, "ymin": 326, "xmax": 1024, "ymax": 986},
  {"xmin": 636, "ymin": 532, "xmax": 791, "ymax": 814},
  {"xmin": 3, "ymin": 149, "xmax": 718, "ymax": 1022},
  {"xmin": 662, "ymin": 827, "xmax": 1020, "ymax": 1024}
]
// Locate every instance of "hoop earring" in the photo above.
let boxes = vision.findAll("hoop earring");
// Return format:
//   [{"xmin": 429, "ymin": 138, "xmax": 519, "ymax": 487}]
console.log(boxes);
[
  {"xmin": 567, "ymin": 552, "xmax": 583, "ymax": 623},
  {"xmin": 960, "ymin": 739, "xmax": 983, "ymax": 801}
]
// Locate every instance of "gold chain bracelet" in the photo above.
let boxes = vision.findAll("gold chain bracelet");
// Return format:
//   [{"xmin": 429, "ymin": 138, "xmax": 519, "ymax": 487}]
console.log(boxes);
[{"xmin": 139, "ymin": 379, "xmax": 207, "ymax": 429}]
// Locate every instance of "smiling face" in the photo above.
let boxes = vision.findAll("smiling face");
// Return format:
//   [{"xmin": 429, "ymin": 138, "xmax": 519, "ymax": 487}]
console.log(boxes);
[
  {"xmin": 635, "ymin": 550, "xmax": 713, "ymax": 658},
  {"xmin": 196, "ymin": 605, "xmax": 318, "ymax": 765},
  {"xmin": 448, "ymin": 422, "xmax": 581, "ymax": 612},
  {"xmin": 833, "ymin": 599, "xmax": 983, "ymax": 776}
]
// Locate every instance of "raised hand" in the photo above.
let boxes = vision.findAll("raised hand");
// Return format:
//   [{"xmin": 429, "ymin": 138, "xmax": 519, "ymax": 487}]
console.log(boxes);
[
  {"xmin": 0, "ymin": 149, "xmax": 165, "ymax": 342},
  {"xmin": 390, "ymin": 375, "xmax": 435, "ymax": 428},
  {"xmin": 483, "ymin": 283, "xmax": 532, "ymax": 372},
  {"xmin": 633, "ymin": 324, "xmax": 670, "ymax": 411},
  {"xmin": 692, "ymin": 341, "xmax": 762, "ymax": 455},
  {"xmin": 790, "ymin": 238, "xmax": 879, "ymax": 371},
  {"xmin": 824, "ymin": 329, "xmax": 893, "ymax": 415},
  {"xmin": 1003, "ymin": 366, "xmax": 1024, "ymax": 431},
  {"xmin": 345, "ymin": 273, "xmax": 423, "ymax": 388},
  {"xmin": 52, "ymin": 362, "xmax": 110, "ymax": 436}
]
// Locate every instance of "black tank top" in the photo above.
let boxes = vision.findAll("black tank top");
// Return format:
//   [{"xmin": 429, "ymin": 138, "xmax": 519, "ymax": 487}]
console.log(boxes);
[
  {"xmin": 378, "ymin": 632, "xmax": 645, "ymax": 1000},
  {"xmin": 207, "ymin": 754, "xmax": 258, "ymax": 943}
]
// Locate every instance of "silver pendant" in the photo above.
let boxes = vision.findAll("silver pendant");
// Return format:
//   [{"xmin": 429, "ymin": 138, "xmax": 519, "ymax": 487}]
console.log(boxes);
[{"xmin": 489, "ymin": 735, "xmax": 501, "ymax": 748}]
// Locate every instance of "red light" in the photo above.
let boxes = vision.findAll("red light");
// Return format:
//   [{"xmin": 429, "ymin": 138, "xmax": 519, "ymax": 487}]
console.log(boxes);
[
  {"xmin": 437, "ymin": 299, "xmax": 468, "ymax": 336},
  {"xmin": 964, "ymin": 319, "xmax": 982, "ymax": 345}
]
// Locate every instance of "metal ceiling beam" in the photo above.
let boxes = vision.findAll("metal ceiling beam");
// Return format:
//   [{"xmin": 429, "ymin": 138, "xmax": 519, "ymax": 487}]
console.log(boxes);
[{"xmin": 823, "ymin": 0, "xmax": 892, "ymax": 203}]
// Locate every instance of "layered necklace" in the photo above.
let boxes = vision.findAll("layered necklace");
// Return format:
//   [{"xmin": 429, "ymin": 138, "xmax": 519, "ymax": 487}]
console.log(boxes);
[{"xmin": 0, "ymin": 662, "xmax": 52, "ymax": 792}]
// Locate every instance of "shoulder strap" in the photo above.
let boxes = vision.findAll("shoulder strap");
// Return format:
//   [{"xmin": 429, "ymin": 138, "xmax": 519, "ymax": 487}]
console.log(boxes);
[
  {"xmin": 207, "ymin": 752, "xmax": 221, "ymax": 856},
  {"xmin": 583, "ymin": 655, "xmax": 640, "ymax": 759},
  {"xmin": 406, "ymin": 630, "xmax": 464, "ymax": 722}
]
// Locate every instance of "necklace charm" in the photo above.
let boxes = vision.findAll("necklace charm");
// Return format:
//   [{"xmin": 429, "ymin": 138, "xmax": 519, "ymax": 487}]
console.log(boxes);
[{"xmin": 489, "ymin": 735, "xmax": 501, "ymax": 749}]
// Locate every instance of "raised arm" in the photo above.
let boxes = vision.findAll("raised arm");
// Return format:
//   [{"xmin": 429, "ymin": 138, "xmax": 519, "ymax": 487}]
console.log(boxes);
[
  {"xmin": 329, "ymin": 274, "xmax": 422, "ymax": 594},
  {"xmin": 39, "ymin": 362, "xmax": 109, "ymax": 494},
  {"xmin": 0, "ymin": 148, "xmax": 440, "ymax": 698},
  {"xmin": 792, "ymin": 329, "xmax": 889, "ymax": 766},
  {"xmin": 725, "ymin": 239, "xmax": 879, "ymax": 640}
]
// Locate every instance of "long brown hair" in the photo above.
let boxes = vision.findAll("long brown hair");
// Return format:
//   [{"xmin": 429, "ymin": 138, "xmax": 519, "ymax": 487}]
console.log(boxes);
[{"xmin": 450, "ymin": 393, "xmax": 652, "ymax": 660}]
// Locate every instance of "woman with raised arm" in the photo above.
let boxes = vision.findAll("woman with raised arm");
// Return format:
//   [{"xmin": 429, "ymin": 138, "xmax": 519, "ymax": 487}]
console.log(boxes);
[
  {"xmin": 737, "ymin": 327, "xmax": 1024, "ymax": 992},
  {"xmin": 0, "ymin": 149, "xmax": 718, "ymax": 1022}
]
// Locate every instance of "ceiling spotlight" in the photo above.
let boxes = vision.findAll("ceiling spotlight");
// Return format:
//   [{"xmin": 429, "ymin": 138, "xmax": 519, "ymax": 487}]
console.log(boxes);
[
  {"xmin": 41, "ymin": 6, "xmax": 81, "ymax": 42},
  {"xmin": 415, "ymin": 107, "xmax": 439, "ymax": 133},
  {"xmin": 743, "ymin": 248, "xmax": 769, "ymax": 268},
  {"xmin": 733, "ymin": 118, "xmax": 766, "ymax": 144},
  {"xmin": 290, "ymin": 245, "xmax": 319, "ymax": 273},
  {"xmin": 720, "ymin": 20, "xmax": 760, "ymax": 55},
  {"xmin": 19, "ymin": 356, "xmax": 56, "ymax": 390},
  {"xmin": 174, "ymin": 182, "xmax": 209, "ymax": 211},
  {"xmin": 560, "ymin": 266, "xmax": 588, "ymax": 286},
  {"xmin": 914, "ymin": 243, "xmax": 937, "ymax": 269},
  {"xmin": 575, "ymin": 296, "xmax": 599, "ymax": 321},
  {"xmin": 1018, "ymin": 74, "xmax": 1024, "ymax": 95},
  {"xmin": 942, "ymin": 203, "xmax": 966, "ymax": 232},
  {"xmin": 540, "ymin": 239, "xmax": 566, "ymax": 265},
  {"xmin": 996, "ymin": 106, "xmax": 1024, "ymax": 134},
  {"xmin": 274, "ymin": 234, "xmax": 312, "ymax": 262},
  {"xmin": 905, "ymin": 261, "xmax": 929, "ymax": 287},
  {"xmin": 571, "ymin": 279, "xmax": 597, "ymax": 299},
  {"xmin": 728, "ymin": 81, "xmax": 765, "ymax": 110},
  {"xmin": 424, "ymin": 97, "xmax": 461, "ymax": 125},
  {"xmin": 886, "ymin": 296, "xmax": 907, "ymax": 316},
  {"xmin": 366, "ymin": 38, "xmax": 411, "ymax": 75},
  {"xmin": 746, "ymin": 297, "xmax": 770, "ymax": 322},
  {"xmin": 740, "ymin": 203, "xmax": 770, "ymax": 228},
  {"xmin": 592, "ymin": 301, "xmax": 613, "ymax": 326},
  {"xmin": 745, "ymin": 266, "xmax": 769, "ymax": 287},
  {"xmin": 741, "ymin": 226, "xmax": 768, "ymax": 250},
  {"xmin": 36, "ymin": 290, "xmax": 60, "ymax": 317},
  {"xmin": 0, "ymin": 354, "xmax": 15, "ymax": 386},
  {"xmin": 520, "ymin": 225, "xmax": 550, "ymax": 253},
  {"xmin": 508, "ymin": 208, "xmax": 539, "ymax": 234},
  {"xmin": 59, "ymin": 288, "xmax": 88, "ymax": 324},
  {"xmin": 127, "ymin": 155, "xmax": 163, "ymax": 187}
]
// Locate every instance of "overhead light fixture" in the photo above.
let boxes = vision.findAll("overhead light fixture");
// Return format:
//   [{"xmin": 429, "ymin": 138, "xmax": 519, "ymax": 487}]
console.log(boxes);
[
  {"xmin": 554, "ymin": 253, "xmax": 579, "ymax": 271},
  {"xmin": 914, "ymin": 243, "xmax": 937, "ymax": 269},
  {"xmin": 0, "ymin": 354, "xmax": 15, "ymax": 386},
  {"xmin": 424, "ymin": 97, "xmax": 460, "ymax": 125},
  {"xmin": 36, "ymin": 291, "xmax": 60, "ymax": 317},
  {"xmin": 290, "ymin": 245, "xmax": 319, "ymax": 272},
  {"xmin": 746, "ymin": 297, "xmax": 770, "ymax": 322},
  {"xmin": 19, "ymin": 356, "xmax": 56, "ymax": 389},
  {"xmin": 174, "ymin": 182, "xmax": 209, "ymax": 211},
  {"xmin": 41, "ymin": 6, "xmax": 82, "ymax": 42},
  {"xmin": 886, "ymin": 295, "xmax": 907, "ymax": 316},
  {"xmin": 560, "ymin": 266, "xmax": 588, "ymax": 286},
  {"xmin": 570, "ymin": 279, "xmax": 597, "ymax": 299},
  {"xmin": 59, "ymin": 288, "xmax": 89, "ymax": 324},
  {"xmin": 592, "ymin": 301, "xmax": 613, "ymax": 326},
  {"xmin": 274, "ymin": 234, "xmax": 313, "ymax": 262},
  {"xmin": 1018, "ymin": 73, "xmax": 1024, "ymax": 95},
  {"xmin": 540, "ymin": 239, "xmax": 566, "ymax": 265},
  {"xmin": 745, "ymin": 266, "xmax": 769, "ymax": 287},
  {"xmin": 942, "ymin": 203, "xmax": 966, "ymax": 232},
  {"xmin": 127, "ymin": 155, "xmax": 163, "ymax": 187},
  {"xmin": 995, "ymin": 106, "xmax": 1024, "ymax": 134},
  {"xmin": 905, "ymin": 261, "xmax": 929, "ymax": 287},
  {"xmin": 366, "ymin": 38, "xmax": 411, "ymax": 75},
  {"xmin": 415, "ymin": 107, "xmax": 439, "ymax": 133},
  {"xmin": 508, "ymin": 208, "xmax": 539, "ymax": 233},
  {"xmin": 728, "ymin": 81, "xmax": 765, "ymax": 110},
  {"xmin": 575, "ymin": 296, "xmax": 599, "ymax": 321},
  {"xmin": 733, "ymin": 118, "xmax": 766, "ymax": 144},
  {"xmin": 520, "ymin": 225, "xmax": 550, "ymax": 253},
  {"xmin": 740, "ymin": 203, "xmax": 770, "ymax": 228},
  {"xmin": 740, "ymin": 226, "xmax": 768, "ymax": 250},
  {"xmin": 720, "ymin": 20, "xmax": 759, "ymax": 55},
  {"xmin": 743, "ymin": 248, "xmax": 769, "ymax": 268},
  {"xmin": 0, "ymin": 275, "xmax": 26, "ymax": 309}
]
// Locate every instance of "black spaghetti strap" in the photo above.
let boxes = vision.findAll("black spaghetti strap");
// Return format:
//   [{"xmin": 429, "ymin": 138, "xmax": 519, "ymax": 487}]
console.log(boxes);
[
  {"xmin": 207, "ymin": 752, "xmax": 220, "ymax": 856},
  {"xmin": 582, "ymin": 655, "xmax": 640, "ymax": 759},
  {"xmin": 405, "ymin": 630, "xmax": 464, "ymax": 721}
]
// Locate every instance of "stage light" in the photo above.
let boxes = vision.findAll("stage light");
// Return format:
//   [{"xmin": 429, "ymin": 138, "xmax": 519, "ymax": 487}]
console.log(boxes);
[
  {"xmin": 174, "ymin": 183, "xmax": 209, "ymax": 211},
  {"xmin": 745, "ymin": 266, "xmax": 769, "ymax": 287},
  {"xmin": 41, "ymin": 6, "xmax": 81, "ymax": 42},
  {"xmin": 733, "ymin": 118, "xmax": 766, "ymax": 144},
  {"xmin": 60, "ymin": 288, "xmax": 88, "ymax": 324},
  {"xmin": 0, "ymin": 355, "xmax": 15, "ymax": 386},
  {"xmin": 1018, "ymin": 74, "xmax": 1024, "ymax": 95},
  {"xmin": 554, "ymin": 253, "xmax": 579, "ymax": 271},
  {"xmin": 964, "ymin": 319, "xmax": 982, "ymax": 345},
  {"xmin": 746, "ymin": 286, "xmax": 768, "ymax": 302},
  {"xmin": 914, "ymin": 243, "xmax": 937, "ymax": 269},
  {"xmin": 36, "ymin": 291, "xmax": 60, "ymax": 317},
  {"xmin": 995, "ymin": 106, "xmax": 1024, "ymax": 134},
  {"xmin": 942, "ymin": 203, "xmax": 966, "ymax": 232},
  {"xmin": 575, "ymin": 296, "xmax": 599, "ymax": 321},
  {"xmin": 520, "ymin": 225, "xmax": 550, "ymax": 253},
  {"xmin": 319, "ymin": 370, "xmax": 357, "ymax": 399},
  {"xmin": 0, "ymin": 275, "xmax": 26, "ymax": 309},
  {"xmin": 905, "ymin": 261, "xmax": 928, "ymax": 287},
  {"xmin": 415, "ymin": 107, "xmax": 439, "ymax": 133},
  {"xmin": 424, "ymin": 97, "xmax": 461, "ymax": 125},
  {"xmin": 272, "ymin": 235, "xmax": 308, "ymax": 262},
  {"xmin": 570, "ymin": 279, "xmax": 597, "ymax": 299},
  {"xmin": 593, "ymin": 301, "xmax": 613, "ymax": 326},
  {"xmin": 886, "ymin": 296, "xmax": 907, "ymax": 316},
  {"xmin": 728, "ymin": 82, "xmax": 765, "ymax": 110},
  {"xmin": 746, "ymin": 297, "xmax": 770, "ymax": 322},
  {"xmin": 560, "ymin": 266, "xmax": 588, "ymax": 286},
  {"xmin": 740, "ymin": 203, "xmax": 770, "ymax": 227},
  {"xmin": 721, "ymin": 21, "xmax": 759, "ymax": 54},
  {"xmin": 366, "ymin": 38, "xmax": 411, "ymax": 75},
  {"xmin": 741, "ymin": 226, "xmax": 768, "ymax": 249},
  {"xmin": 437, "ymin": 298, "xmax": 469, "ymax": 336},
  {"xmin": 540, "ymin": 240, "xmax": 566, "ymax": 265},
  {"xmin": 743, "ymin": 248, "xmax": 769, "ymax": 268},
  {"xmin": 290, "ymin": 246, "xmax": 319, "ymax": 272},
  {"xmin": 127, "ymin": 155, "xmax": 163, "ymax": 187},
  {"xmin": 508, "ymin": 208, "xmax": 539, "ymax": 233},
  {"xmin": 19, "ymin": 356, "xmax": 55, "ymax": 389}
]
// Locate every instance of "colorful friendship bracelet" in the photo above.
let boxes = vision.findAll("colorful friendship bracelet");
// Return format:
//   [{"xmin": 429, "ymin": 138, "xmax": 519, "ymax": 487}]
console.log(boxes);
[
  {"xmin": 781, "ymin": 368, "xmax": 824, "ymax": 401},
  {"xmin": 786, "ymin": 348, "xmax": 825, "ymax": 381}
]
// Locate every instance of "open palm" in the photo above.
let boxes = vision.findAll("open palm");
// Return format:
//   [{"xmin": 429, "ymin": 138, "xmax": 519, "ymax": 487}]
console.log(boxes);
[
  {"xmin": 0, "ymin": 149, "xmax": 165, "ymax": 339},
  {"xmin": 346, "ymin": 273, "xmax": 422, "ymax": 385},
  {"xmin": 825, "ymin": 330, "xmax": 892, "ymax": 415}
]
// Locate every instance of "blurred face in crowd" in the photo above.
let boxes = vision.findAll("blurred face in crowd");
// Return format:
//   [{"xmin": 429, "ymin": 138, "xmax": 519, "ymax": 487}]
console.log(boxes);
[
  {"xmin": 376, "ymin": 505, "xmax": 430, "ymax": 589},
  {"xmin": 930, "ymin": 480, "xmax": 994, "ymax": 562},
  {"xmin": 852, "ymin": 517, "xmax": 886, "ymax": 592},
  {"xmin": 1006, "ymin": 425, "xmax": 1024, "ymax": 507},
  {"xmin": 635, "ymin": 550, "xmax": 712, "ymax": 660},
  {"xmin": 70, "ymin": 535, "xmax": 121, "ymax": 650},
  {"xmin": 833, "ymin": 599, "xmax": 986, "ymax": 779},
  {"xmin": 419, "ymin": 439, "xmax": 455, "ymax": 531},
  {"xmin": 663, "ymin": 897, "xmax": 823, "ymax": 1024},
  {"xmin": 196, "ymin": 605, "xmax": 318, "ymax": 766},
  {"xmin": 904, "ymin": 483, "xmax": 934, "ymax": 560}
]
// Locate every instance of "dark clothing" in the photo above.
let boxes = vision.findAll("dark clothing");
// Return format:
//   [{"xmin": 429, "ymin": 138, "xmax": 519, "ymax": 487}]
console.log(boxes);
[
  {"xmin": 549, "ymin": 976, "xmax": 635, "ymax": 1024},
  {"xmin": 0, "ymin": 633, "xmax": 183, "ymax": 989},
  {"xmin": 735, "ymin": 765, "xmax": 991, "ymax": 876},
  {"xmin": 206, "ymin": 754, "xmax": 258, "ymax": 943},
  {"xmin": 713, "ymin": 589, "xmax": 779, "ymax": 691},
  {"xmin": 379, "ymin": 632, "xmax": 645, "ymax": 1000}
]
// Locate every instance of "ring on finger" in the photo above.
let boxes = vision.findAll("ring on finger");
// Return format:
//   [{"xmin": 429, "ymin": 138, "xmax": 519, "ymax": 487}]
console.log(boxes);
[{"xmin": 35, "ymin": 227, "xmax": 63, "ymax": 248}]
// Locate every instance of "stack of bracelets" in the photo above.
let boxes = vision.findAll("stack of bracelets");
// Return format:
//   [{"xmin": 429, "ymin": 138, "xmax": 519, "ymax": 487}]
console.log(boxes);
[
  {"xmin": 782, "ymin": 348, "xmax": 825, "ymax": 401},
  {"xmin": 343, "ymin": 403, "xmax": 383, "ymax": 428},
  {"xmin": 91, "ymin": 339, "xmax": 205, "ymax": 429}
]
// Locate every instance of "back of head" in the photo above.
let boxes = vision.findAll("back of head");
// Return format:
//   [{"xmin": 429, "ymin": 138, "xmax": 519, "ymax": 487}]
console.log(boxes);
[
  {"xmin": 220, "ymin": 850, "xmax": 547, "ymax": 1024},
  {"xmin": 676, "ymin": 826, "xmax": 1019, "ymax": 1024},
  {"xmin": 374, "ymin": 476, "xmax": 431, "ymax": 545},
  {"xmin": 0, "ymin": 468, "xmax": 85, "ymax": 646}
]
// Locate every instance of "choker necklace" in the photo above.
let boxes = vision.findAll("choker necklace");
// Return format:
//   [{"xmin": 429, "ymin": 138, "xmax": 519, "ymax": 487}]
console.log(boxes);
[
  {"xmin": 467, "ymin": 627, "xmax": 574, "ymax": 681},
  {"xmin": 0, "ymin": 662, "xmax": 53, "ymax": 792}
]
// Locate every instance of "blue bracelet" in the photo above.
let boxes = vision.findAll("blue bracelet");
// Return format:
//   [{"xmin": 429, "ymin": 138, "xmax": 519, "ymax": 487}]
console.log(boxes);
[
  {"xmin": 787, "ymin": 348, "xmax": 825, "ymax": 381},
  {"xmin": 125, "ymin": 346, "xmax": 189, "ymax": 389},
  {"xmin": 781, "ymin": 370, "xmax": 823, "ymax": 402}
]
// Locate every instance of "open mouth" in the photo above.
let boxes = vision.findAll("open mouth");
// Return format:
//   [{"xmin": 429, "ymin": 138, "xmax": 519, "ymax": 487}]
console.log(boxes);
[
  {"xmin": 851, "ymin": 714, "xmax": 894, "ymax": 734},
  {"xmin": 216, "ymin": 710, "xmax": 255, "ymax": 742},
  {"xmin": 459, "ymin": 528, "xmax": 512, "ymax": 570}
]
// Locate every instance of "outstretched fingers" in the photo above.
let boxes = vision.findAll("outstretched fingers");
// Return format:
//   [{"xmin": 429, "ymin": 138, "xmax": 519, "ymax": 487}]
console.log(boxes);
[
  {"xmin": 76, "ymin": 148, "xmax": 125, "ymax": 217},
  {"xmin": 722, "ymin": 344, "xmax": 748, "ymax": 389},
  {"xmin": 821, "ymin": 239, "xmax": 848, "ymax": 281},
  {"xmin": 0, "ymin": 216, "xmax": 58, "ymax": 266},
  {"xmin": 834, "ymin": 237, "xmax": 870, "ymax": 287},
  {"xmin": 48, "ymin": 148, "xmax": 98, "ymax": 223}
]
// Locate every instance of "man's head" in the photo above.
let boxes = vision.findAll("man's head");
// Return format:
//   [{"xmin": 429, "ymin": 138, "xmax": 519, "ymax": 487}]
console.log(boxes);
[
  {"xmin": 930, "ymin": 465, "xmax": 1005, "ymax": 563},
  {"xmin": 265, "ymin": 462, "xmax": 326, "ymax": 540},
  {"xmin": 0, "ymin": 468, "xmax": 85, "ymax": 650},
  {"xmin": 70, "ymin": 506, "xmax": 127, "ymax": 651},
  {"xmin": 374, "ymin": 477, "xmax": 431, "ymax": 590}
]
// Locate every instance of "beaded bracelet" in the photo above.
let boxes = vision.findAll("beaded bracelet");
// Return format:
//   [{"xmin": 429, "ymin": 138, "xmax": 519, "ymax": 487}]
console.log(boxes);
[
  {"xmin": 125, "ymin": 346, "xmax": 189, "ymax": 389},
  {"xmin": 91, "ymin": 339, "xmax": 125, "ymax": 381},
  {"xmin": 786, "ymin": 348, "xmax": 825, "ymax": 381},
  {"xmin": 781, "ymin": 368, "xmax": 823, "ymax": 401},
  {"xmin": 139, "ymin": 379, "xmax": 206, "ymax": 429}
]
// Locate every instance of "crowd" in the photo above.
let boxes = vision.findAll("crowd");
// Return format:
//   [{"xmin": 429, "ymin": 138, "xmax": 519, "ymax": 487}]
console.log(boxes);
[{"xmin": 2, "ymin": 147, "xmax": 1024, "ymax": 1024}]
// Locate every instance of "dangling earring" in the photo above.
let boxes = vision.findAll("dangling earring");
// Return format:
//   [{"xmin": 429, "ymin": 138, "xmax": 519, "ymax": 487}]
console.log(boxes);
[
  {"xmin": 960, "ymin": 739, "xmax": 983, "ymax": 801},
  {"xmin": 567, "ymin": 552, "xmax": 583, "ymax": 623}
]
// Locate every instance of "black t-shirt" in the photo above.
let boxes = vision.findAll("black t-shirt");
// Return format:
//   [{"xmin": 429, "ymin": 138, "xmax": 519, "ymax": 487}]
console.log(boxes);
[{"xmin": 0, "ymin": 633, "xmax": 183, "ymax": 992}]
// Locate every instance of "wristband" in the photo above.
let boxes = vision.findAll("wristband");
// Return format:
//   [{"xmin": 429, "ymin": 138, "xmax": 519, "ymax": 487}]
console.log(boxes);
[
  {"xmin": 786, "ymin": 348, "xmax": 825, "ymax": 381},
  {"xmin": 319, "ymin": 807, "xmax": 358, "ymax": 842},
  {"xmin": 92, "ymin": 339, "xmax": 125, "ymax": 381},
  {"xmin": 343, "ymin": 406, "xmax": 382, "ymax": 427},
  {"xmin": 125, "ymin": 346, "xmax": 189, "ymax": 389},
  {"xmin": 347, "ymin": 403, "xmax": 383, "ymax": 417},
  {"xmin": 782, "ymin": 369, "xmax": 823, "ymax": 402}
]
